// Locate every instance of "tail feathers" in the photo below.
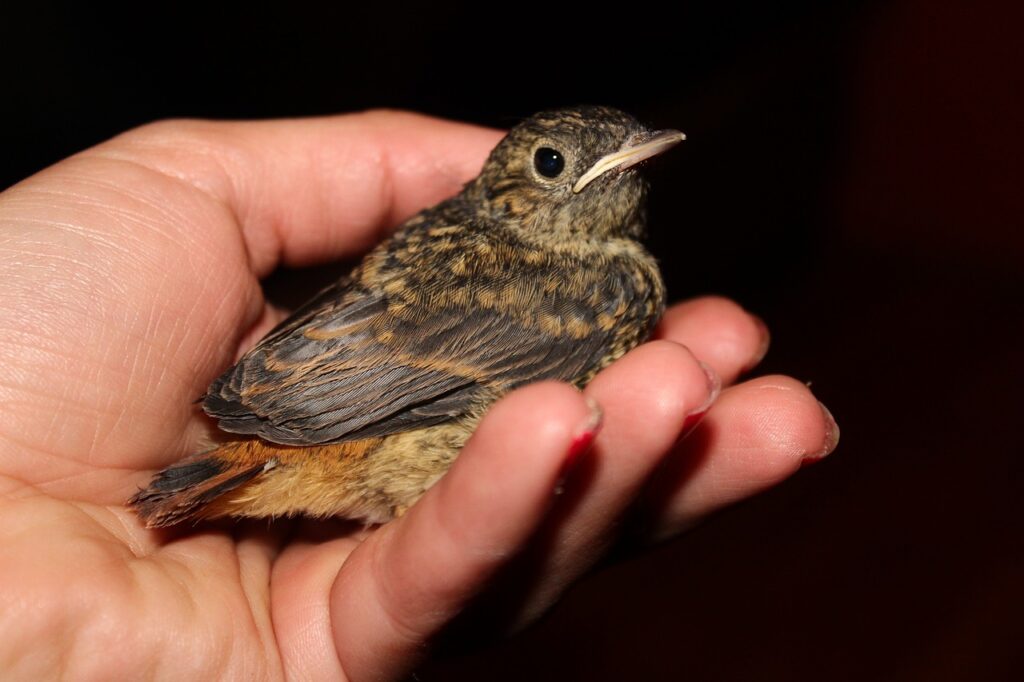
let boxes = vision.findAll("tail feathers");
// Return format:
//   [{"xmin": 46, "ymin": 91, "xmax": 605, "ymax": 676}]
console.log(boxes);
[{"xmin": 130, "ymin": 451, "xmax": 272, "ymax": 529}]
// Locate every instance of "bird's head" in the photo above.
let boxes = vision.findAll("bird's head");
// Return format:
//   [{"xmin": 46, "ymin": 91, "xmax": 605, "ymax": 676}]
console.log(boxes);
[{"xmin": 471, "ymin": 106, "xmax": 684, "ymax": 240}]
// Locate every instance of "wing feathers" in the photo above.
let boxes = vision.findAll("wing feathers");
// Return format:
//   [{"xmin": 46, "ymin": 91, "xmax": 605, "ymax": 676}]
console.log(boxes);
[{"xmin": 203, "ymin": 230, "xmax": 640, "ymax": 446}]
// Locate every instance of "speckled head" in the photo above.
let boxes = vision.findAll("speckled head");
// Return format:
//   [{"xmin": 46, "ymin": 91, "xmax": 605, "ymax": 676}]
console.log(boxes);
[{"xmin": 473, "ymin": 106, "xmax": 685, "ymax": 239}]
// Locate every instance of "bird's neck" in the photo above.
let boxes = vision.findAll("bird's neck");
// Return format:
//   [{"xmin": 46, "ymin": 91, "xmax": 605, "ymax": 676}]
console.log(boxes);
[{"xmin": 453, "ymin": 178, "xmax": 648, "ymax": 243}]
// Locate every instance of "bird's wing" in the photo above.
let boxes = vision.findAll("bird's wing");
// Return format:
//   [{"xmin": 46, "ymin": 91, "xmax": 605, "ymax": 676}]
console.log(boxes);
[{"xmin": 202, "ymin": 254, "xmax": 634, "ymax": 446}]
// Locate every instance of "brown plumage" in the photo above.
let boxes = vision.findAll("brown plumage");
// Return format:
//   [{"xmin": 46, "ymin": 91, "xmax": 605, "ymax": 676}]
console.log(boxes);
[{"xmin": 130, "ymin": 106, "xmax": 683, "ymax": 528}]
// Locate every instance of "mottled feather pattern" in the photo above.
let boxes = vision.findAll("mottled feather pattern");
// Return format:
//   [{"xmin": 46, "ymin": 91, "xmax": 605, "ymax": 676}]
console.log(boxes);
[
  {"xmin": 132, "ymin": 105, "xmax": 677, "ymax": 527},
  {"xmin": 204, "ymin": 217, "xmax": 663, "ymax": 447}
]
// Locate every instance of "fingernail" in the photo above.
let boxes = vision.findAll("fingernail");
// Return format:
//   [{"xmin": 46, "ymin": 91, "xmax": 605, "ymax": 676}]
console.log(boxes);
[
  {"xmin": 556, "ymin": 398, "xmax": 603, "ymax": 492},
  {"xmin": 681, "ymin": 361, "xmax": 721, "ymax": 436},
  {"xmin": 801, "ymin": 401, "xmax": 840, "ymax": 467},
  {"xmin": 566, "ymin": 398, "xmax": 603, "ymax": 466},
  {"xmin": 743, "ymin": 314, "xmax": 771, "ymax": 373}
]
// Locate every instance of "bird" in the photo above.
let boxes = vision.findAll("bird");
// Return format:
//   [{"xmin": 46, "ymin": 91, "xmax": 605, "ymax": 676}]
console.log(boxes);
[{"xmin": 129, "ymin": 106, "xmax": 684, "ymax": 528}]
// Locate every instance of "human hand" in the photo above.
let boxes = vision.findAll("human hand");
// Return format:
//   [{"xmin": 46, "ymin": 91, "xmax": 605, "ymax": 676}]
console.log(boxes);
[{"xmin": 0, "ymin": 111, "xmax": 838, "ymax": 680}]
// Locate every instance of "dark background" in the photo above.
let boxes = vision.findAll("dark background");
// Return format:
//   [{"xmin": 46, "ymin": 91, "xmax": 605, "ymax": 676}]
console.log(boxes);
[{"xmin": 3, "ymin": 1, "xmax": 1022, "ymax": 679}]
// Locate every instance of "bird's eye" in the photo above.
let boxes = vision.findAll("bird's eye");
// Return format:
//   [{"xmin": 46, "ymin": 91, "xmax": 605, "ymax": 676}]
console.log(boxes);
[{"xmin": 534, "ymin": 147, "xmax": 565, "ymax": 178}]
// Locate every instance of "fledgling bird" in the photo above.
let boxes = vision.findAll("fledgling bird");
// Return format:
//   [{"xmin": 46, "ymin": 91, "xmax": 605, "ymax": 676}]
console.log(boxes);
[{"xmin": 130, "ymin": 106, "xmax": 684, "ymax": 528}]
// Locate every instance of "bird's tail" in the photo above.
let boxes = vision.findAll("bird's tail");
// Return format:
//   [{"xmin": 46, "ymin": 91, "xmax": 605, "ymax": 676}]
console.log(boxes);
[{"xmin": 129, "ymin": 441, "xmax": 274, "ymax": 529}]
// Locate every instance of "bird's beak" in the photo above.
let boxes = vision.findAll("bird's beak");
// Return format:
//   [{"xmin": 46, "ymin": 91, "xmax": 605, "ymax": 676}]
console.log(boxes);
[{"xmin": 572, "ymin": 129, "xmax": 686, "ymax": 194}]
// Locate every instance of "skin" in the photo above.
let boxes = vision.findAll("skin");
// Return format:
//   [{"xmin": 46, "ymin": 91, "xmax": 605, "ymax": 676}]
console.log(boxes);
[{"xmin": 0, "ymin": 111, "xmax": 839, "ymax": 680}]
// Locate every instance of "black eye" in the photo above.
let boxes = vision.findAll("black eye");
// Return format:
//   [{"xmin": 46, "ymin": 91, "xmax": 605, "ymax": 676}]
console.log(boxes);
[{"xmin": 534, "ymin": 147, "xmax": 565, "ymax": 178}]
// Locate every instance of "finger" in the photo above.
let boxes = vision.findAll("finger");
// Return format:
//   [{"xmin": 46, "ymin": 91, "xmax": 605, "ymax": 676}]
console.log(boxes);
[
  {"xmin": 270, "ymin": 533, "xmax": 359, "ymax": 681},
  {"xmin": 497, "ymin": 341, "xmax": 716, "ymax": 626},
  {"xmin": 641, "ymin": 375, "xmax": 840, "ymax": 541},
  {"xmin": 654, "ymin": 296, "xmax": 770, "ymax": 385},
  {"xmin": 579, "ymin": 341, "xmax": 717, "ymax": 529},
  {"xmin": 87, "ymin": 111, "xmax": 503, "ymax": 275},
  {"xmin": 326, "ymin": 382, "xmax": 597, "ymax": 681}
]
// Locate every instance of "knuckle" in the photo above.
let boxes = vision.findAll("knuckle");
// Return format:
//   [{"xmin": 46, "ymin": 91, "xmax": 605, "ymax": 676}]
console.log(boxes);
[{"xmin": 116, "ymin": 117, "xmax": 214, "ymax": 147}]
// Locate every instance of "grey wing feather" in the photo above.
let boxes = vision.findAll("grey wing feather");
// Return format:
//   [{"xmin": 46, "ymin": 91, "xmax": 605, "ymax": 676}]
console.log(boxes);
[{"xmin": 203, "ymin": 265, "xmax": 629, "ymax": 446}]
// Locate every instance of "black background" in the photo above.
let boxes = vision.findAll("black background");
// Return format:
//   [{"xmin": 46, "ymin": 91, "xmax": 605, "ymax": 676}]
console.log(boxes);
[{"xmin": 3, "ymin": 1, "xmax": 1022, "ymax": 679}]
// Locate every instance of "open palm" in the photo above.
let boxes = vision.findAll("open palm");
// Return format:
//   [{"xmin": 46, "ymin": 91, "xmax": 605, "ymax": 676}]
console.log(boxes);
[{"xmin": 0, "ymin": 111, "xmax": 837, "ymax": 680}]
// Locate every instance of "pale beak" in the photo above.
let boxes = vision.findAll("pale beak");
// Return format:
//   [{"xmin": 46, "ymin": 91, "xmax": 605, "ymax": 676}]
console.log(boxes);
[{"xmin": 572, "ymin": 129, "xmax": 686, "ymax": 194}]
